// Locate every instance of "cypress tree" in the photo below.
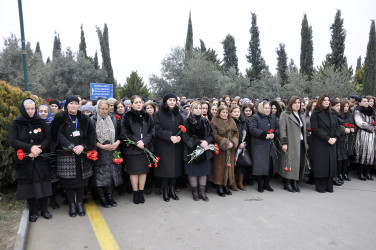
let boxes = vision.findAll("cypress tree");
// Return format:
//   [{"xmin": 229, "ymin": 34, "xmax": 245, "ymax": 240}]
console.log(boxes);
[
  {"xmin": 52, "ymin": 32, "xmax": 61, "ymax": 60},
  {"xmin": 300, "ymin": 14, "xmax": 314, "ymax": 79},
  {"xmin": 93, "ymin": 51, "xmax": 99, "ymax": 70},
  {"xmin": 185, "ymin": 11, "xmax": 193, "ymax": 60},
  {"xmin": 222, "ymin": 34, "xmax": 239, "ymax": 75},
  {"xmin": 96, "ymin": 24, "xmax": 115, "ymax": 89},
  {"xmin": 356, "ymin": 56, "xmax": 362, "ymax": 72},
  {"xmin": 276, "ymin": 43, "xmax": 288, "ymax": 86},
  {"xmin": 200, "ymin": 39, "xmax": 206, "ymax": 52},
  {"xmin": 35, "ymin": 42, "xmax": 41, "ymax": 55},
  {"xmin": 79, "ymin": 24, "xmax": 87, "ymax": 58},
  {"xmin": 328, "ymin": 10, "xmax": 347, "ymax": 71},
  {"xmin": 246, "ymin": 12, "xmax": 266, "ymax": 82},
  {"xmin": 363, "ymin": 20, "xmax": 376, "ymax": 94},
  {"xmin": 46, "ymin": 57, "xmax": 51, "ymax": 64}
]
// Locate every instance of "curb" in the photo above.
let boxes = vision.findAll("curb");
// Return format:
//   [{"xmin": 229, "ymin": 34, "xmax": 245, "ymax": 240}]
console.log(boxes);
[{"xmin": 13, "ymin": 208, "xmax": 29, "ymax": 250}]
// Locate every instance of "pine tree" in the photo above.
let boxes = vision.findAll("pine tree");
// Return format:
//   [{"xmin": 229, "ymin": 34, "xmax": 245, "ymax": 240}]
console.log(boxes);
[
  {"xmin": 300, "ymin": 14, "xmax": 314, "ymax": 79},
  {"xmin": 276, "ymin": 43, "xmax": 288, "ymax": 86},
  {"xmin": 185, "ymin": 11, "xmax": 193, "ymax": 60},
  {"xmin": 363, "ymin": 20, "xmax": 376, "ymax": 94},
  {"xmin": 200, "ymin": 39, "xmax": 206, "ymax": 52},
  {"xmin": 328, "ymin": 10, "xmax": 347, "ymax": 71},
  {"xmin": 52, "ymin": 32, "xmax": 61, "ymax": 60},
  {"xmin": 120, "ymin": 71, "xmax": 150, "ymax": 98},
  {"xmin": 96, "ymin": 24, "xmax": 115, "ymax": 90},
  {"xmin": 93, "ymin": 51, "xmax": 99, "ymax": 70},
  {"xmin": 222, "ymin": 34, "xmax": 239, "ymax": 75},
  {"xmin": 35, "ymin": 42, "xmax": 41, "ymax": 55},
  {"xmin": 246, "ymin": 12, "xmax": 266, "ymax": 83},
  {"xmin": 79, "ymin": 24, "xmax": 87, "ymax": 58},
  {"xmin": 356, "ymin": 56, "xmax": 362, "ymax": 72}
]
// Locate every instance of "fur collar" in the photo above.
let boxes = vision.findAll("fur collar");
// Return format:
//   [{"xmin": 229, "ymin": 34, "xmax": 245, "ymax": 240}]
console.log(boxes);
[
  {"xmin": 211, "ymin": 116, "xmax": 238, "ymax": 136},
  {"xmin": 359, "ymin": 106, "xmax": 374, "ymax": 116}
]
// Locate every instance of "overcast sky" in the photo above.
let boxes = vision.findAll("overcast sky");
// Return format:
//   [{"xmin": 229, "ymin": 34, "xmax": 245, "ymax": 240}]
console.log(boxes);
[{"xmin": 1, "ymin": 0, "xmax": 375, "ymax": 87}]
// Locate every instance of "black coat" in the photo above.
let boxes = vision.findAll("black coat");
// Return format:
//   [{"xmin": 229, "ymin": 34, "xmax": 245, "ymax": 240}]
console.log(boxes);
[
  {"xmin": 249, "ymin": 113, "xmax": 280, "ymax": 176},
  {"xmin": 154, "ymin": 104, "xmax": 184, "ymax": 178},
  {"xmin": 182, "ymin": 115, "xmax": 216, "ymax": 162},
  {"xmin": 310, "ymin": 110, "xmax": 340, "ymax": 178},
  {"xmin": 337, "ymin": 112, "xmax": 355, "ymax": 160},
  {"xmin": 8, "ymin": 103, "xmax": 50, "ymax": 183},
  {"xmin": 121, "ymin": 108, "xmax": 155, "ymax": 155}
]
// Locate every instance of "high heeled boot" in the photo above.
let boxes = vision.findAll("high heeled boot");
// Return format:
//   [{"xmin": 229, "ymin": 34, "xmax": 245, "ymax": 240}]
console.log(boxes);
[
  {"xmin": 199, "ymin": 185, "xmax": 209, "ymax": 201},
  {"xmin": 238, "ymin": 174, "xmax": 246, "ymax": 191},
  {"xmin": 163, "ymin": 187, "xmax": 170, "ymax": 202},
  {"xmin": 216, "ymin": 185, "xmax": 225, "ymax": 197},
  {"xmin": 169, "ymin": 186, "xmax": 179, "ymax": 200},
  {"xmin": 291, "ymin": 180, "xmax": 300, "ymax": 192},
  {"xmin": 106, "ymin": 188, "xmax": 117, "ymax": 207},
  {"xmin": 283, "ymin": 178, "xmax": 295, "ymax": 192},
  {"xmin": 191, "ymin": 186, "xmax": 199, "ymax": 201},
  {"xmin": 263, "ymin": 176, "xmax": 274, "ymax": 192}
]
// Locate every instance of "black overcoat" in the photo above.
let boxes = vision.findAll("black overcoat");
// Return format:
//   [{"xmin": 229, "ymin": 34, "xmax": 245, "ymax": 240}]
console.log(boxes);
[
  {"xmin": 310, "ymin": 110, "xmax": 340, "ymax": 178},
  {"xmin": 153, "ymin": 104, "xmax": 184, "ymax": 178},
  {"xmin": 337, "ymin": 112, "xmax": 355, "ymax": 161}
]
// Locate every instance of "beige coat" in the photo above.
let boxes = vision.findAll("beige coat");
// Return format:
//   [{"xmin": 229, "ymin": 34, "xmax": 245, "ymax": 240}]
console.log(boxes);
[{"xmin": 279, "ymin": 111, "xmax": 308, "ymax": 180}]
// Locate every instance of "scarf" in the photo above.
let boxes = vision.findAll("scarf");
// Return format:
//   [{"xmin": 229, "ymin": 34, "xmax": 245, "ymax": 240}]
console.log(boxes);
[{"xmin": 95, "ymin": 100, "xmax": 115, "ymax": 144}]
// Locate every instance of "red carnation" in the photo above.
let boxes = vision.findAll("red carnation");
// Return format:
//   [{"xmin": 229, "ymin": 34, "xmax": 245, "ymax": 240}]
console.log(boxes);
[
  {"xmin": 148, "ymin": 164, "xmax": 152, "ymax": 168},
  {"xmin": 179, "ymin": 125, "xmax": 187, "ymax": 133},
  {"xmin": 154, "ymin": 163, "xmax": 158, "ymax": 168},
  {"xmin": 284, "ymin": 167, "xmax": 289, "ymax": 171},
  {"xmin": 373, "ymin": 121, "xmax": 376, "ymax": 126},
  {"xmin": 268, "ymin": 129, "xmax": 274, "ymax": 134},
  {"xmin": 46, "ymin": 98, "xmax": 52, "ymax": 102},
  {"xmin": 17, "ymin": 149, "xmax": 26, "ymax": 160},
  {"xmin": 308, "ymin": 128, "xmax": 312, "ymax": 132},
  {"xmin": 115, "ymin": 114, "xmax": 121, "ymax": 120},
  {"xmin": 350, "ymin": 124, "xmax": 354, "ymax": 128},
  {"xmin": 226, "ymin": 164, "xmax": 232, "ymax": 168}
]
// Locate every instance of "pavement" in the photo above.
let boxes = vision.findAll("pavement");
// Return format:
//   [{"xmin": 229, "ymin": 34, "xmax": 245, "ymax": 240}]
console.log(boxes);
[{"xmin": 24, "ymin": 172, "xmax": 376, "ymax": 250}]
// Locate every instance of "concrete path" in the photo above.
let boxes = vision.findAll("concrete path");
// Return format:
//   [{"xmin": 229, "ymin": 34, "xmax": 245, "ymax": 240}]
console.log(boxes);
[{"xmin": 26, "ymin": 173, "xmax": 376, "ymax": 250}]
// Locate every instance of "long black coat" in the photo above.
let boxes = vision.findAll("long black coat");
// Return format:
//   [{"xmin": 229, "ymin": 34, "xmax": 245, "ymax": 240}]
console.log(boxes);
[
  {"xmin": 154, "ymin": 104, "xmax": 184, "ymax": 178},
  {"xmin": 310, "ymin": 110, "xmax": 340, "ymax": 178},
  {"xmin": 249, "ymin": 113, "xmax": 279, "ymax": 176},
  {"xmin": 337, "ymin": 112, "xmax": 355, "ymax": 160}
]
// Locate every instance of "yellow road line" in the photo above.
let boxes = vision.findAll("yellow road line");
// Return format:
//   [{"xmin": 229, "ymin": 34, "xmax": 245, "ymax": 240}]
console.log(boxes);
[{"xmin": 85, "ymin": 199, "xmax": 120, "ymax": 250}]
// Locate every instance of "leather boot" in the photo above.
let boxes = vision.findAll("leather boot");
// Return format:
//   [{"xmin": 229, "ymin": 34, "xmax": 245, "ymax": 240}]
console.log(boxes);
[
  {"xmin": 238, "ymin": 174, "xmax": 246, "ymax": 191},
  {"xmin": 216, "ymin": 185, "xmax": 225, "ymax": 197},
  {"xmin": 343, "ymin": 174, "xmax": 351, "ymax": 181},
  {"xmin": 133, "ymin": 190, "xmax": 140, "ymax": 204},
  {"xmin": 291, "ymin": 180, "xmax": 300, "ymax": 192},
  {"xmin": 199, "ymin": 185, "xmax": 209, "ymax": 202},
  {"xmin": 169, "ymin": 186, "xmax": 179, "ymax": 200},
  {"xmin": 39, "ymin": 198, "xmax": 52, "ymax": 219},
  {"xmin": 257, "ymin": 176, "xmax": 264, "ymax": 193},
  {"xmin": 69, "ymin": 203, "xmax": 77, "ymax": 217},
  {"xmin": 338, "ymin": 174, "xmax": 344, "ymax": 182},
  {"xmin": 230, "ymin": 182, "xmax": 239, "ymax": 191},
  {"xmin": 98, "ymin": 187, "xmax": 111, "ymax": 208},
  {"xmin": 106, "ymin": 188, "xmax": 117, "ymax": 207},
  {"xmin": 163, "ymin": 187, "xmax": 170, "ymax": 202},
  {"xmin": 77, "ymin": 202, "xmax": 85, "ymax": 216},
  {"xmin": 283, "ymin": 179, "xmax": 295, "ymax": 192},
  {"xmin": 191, "ymin": 186, "xmax": 199, "ymax": 201},
  {"xmin": 224, "ymin": 185, "xmax": 232, "ymax": 195},
  {"xmin": 263, "ymin": 176, "xmax": 274, "ymax": 192},
  {"xmin": 139, "ymin": 190, "xmax": 145, "ymax": 204}
]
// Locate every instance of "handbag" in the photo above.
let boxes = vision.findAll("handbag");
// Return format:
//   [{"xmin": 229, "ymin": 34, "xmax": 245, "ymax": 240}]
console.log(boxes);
[{"xmin": 237, "ymin": 148, "xmax": 252, "ymax": 166}]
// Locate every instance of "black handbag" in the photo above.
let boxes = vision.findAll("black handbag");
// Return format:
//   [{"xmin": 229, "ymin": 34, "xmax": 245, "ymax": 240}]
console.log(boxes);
[{"xmin": 237, "ymin": 148, "xmax": 252, "ymax": 166}]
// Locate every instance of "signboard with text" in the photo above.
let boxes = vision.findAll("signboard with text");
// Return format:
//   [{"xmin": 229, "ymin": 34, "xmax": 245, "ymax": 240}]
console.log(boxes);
[{"xmin": 90, "ymin": 83, "xmax": 113, "ymax": 100}]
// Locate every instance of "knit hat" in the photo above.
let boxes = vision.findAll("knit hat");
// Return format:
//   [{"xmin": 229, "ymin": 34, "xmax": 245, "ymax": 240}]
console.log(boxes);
[
  {"xmin": 81, "ymin": 104, "xmax": 94, "ymax": 114},
  {"xmin": 163, "ymin": 93, "xmax": 177, "ymax": 104},
  {"xmin": 59, "ymin": 100, "xmax": 66, "ymax": 109},
  {"xmin": 65, "ymin": 95, "xmax": 80, "ymax": 109},
  {"xmin": 107, "ymin": 97, "xmax": 117, "ymax": 105},
  {"xmin": 49, "ymin": 99, "xmax": 60, "ymax": 107},
  {"xmin": 124, "ymin": 100, "xmax": 131, "ymax": 107},
  {"xmin": 241, "ymin": 98, "xmax": 250, "ymax": 106}
]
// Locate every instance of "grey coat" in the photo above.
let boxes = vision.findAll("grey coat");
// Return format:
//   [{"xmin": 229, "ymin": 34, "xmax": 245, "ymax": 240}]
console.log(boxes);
[
  {"xmin": 354, "ymin": 108, "xmax": 375, "ymax": 165},
  {"xmin": 279, "ymin": 111, "xmax": 308, "ymax": 180}
]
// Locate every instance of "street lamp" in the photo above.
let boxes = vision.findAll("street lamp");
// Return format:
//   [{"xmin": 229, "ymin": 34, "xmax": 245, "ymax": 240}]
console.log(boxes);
[{"xmin": 17, "ymin": 0, "xmax": 29, "ymax": 91}]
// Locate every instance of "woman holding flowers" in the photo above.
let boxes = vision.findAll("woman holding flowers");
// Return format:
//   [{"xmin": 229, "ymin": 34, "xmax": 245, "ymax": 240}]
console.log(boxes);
[
  {"xmin": 50, "ymin": 95, "xmax": 97, "ymax": 217},
  {"xmin": 209, "ymin": 105, "xmax": 239, "ymax": 197},
  {"xmin": 182, "ymin": 101, "xmax": 216, "ymax": 201},
  {"xmin": 121, "ymin": 96, "xmax": 155, "ymax": 204},
  {"xmin": 279, "ymin": 96, "xmax": 308, "ymax": 193},
  {"xmin": 154, "ymin": 93, "xmax": 184, "ymax": 202},
  {"xmin": 250, "ymin": 101, "xmax": 279, "ymax": 193},
  {"xmin": 8, "ymin": 98, "xmax": 52, "ymax": 222},
  {"xmin": 91, "ymin": 100, "xmax": 123, "ymax": 208}
]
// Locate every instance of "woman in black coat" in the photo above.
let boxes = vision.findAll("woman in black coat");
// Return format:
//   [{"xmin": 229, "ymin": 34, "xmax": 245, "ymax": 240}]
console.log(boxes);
[
  {"xmin": 242, "ymin": 103, "xmax": 254, "ymax": 186},
  {"xmin": 8, "ymin": 98, "xmax": 52, "ymax": 222},
  {"xmin": 250, "ymin": 101, "xmax": 279, "ymax": 193},
  {"xmin": 182, "ymin": 101, "xmax": 215, "ymax": 201},
  {"xmin": 50, "ymin": 96, "xmax": 97, "ymax": 217},
  {"xmin": 121, "ymin": 96, "xmax": 155, "ymax": 204},
  {"xmin": 91, "ymin": 100, "xmax": 123, "ymax": 208},
  {"xmin": 310, "ymin": 94, "xmax": 340, "ymax": 193},
  {"xmin": 154, "ymin": 93, "xmax": 184, "ymax": 202}
]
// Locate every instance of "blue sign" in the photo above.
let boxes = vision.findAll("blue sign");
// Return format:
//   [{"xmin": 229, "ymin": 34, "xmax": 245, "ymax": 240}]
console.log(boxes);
[{"xmin": 90, "ymin": 83, "xmax": 113, "ymax": 100}]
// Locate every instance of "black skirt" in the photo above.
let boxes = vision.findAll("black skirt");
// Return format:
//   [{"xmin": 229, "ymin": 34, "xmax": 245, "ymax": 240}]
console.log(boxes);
[
  {"xmin": 126, "ymin": 154, "xmax": 150, "ymax": 175},
  {"xmin": 17, "ymin": 166, "xmax": 52, "ymax": 200}
]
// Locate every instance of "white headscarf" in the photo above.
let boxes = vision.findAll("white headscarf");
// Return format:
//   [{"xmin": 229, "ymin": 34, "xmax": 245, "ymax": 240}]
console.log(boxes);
[{"xmin": 95, "ymin": 100, "xmax": 115, "ymax": 144}]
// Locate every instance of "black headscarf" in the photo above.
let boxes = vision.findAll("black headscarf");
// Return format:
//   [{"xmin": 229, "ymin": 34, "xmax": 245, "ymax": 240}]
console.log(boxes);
[{"xmin": 15, "ymin": 98, "xmax": 43, "ymax": 124}]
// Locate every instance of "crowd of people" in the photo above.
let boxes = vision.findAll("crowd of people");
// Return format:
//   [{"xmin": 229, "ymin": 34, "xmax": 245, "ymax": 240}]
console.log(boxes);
[{"xmin": 8, "ymin": 92, "xmax": 376, "ymax": 222}]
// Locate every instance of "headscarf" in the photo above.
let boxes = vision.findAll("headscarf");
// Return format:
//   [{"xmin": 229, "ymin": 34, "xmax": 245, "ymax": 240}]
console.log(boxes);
[
  {"xmin": 95, "ymin": 100, "xmax": 115, "ymax": 144},
  {"xmin": 258, "ymin": 101, "xmax": 270, "ymax": 116},
  {"xmin": 37, "ymin": 103, "xmax": 53, "ymax": 125},
  {"xmin": 15, "ymin": 98, "xmax": 43, "ymax": 124}
]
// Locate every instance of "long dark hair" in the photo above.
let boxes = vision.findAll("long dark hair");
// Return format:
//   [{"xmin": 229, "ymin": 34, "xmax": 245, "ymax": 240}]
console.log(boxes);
[{"xmin": 315, "ymin": 94, "xmax": 331, "ymax": 112}]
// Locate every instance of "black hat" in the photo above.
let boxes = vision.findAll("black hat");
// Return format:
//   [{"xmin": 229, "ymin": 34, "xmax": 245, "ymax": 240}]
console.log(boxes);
[
  {"xmin": 49, "ymin": 99, "xmax": 60, "ymax": 107},
  {"xmin": 162, "ymin": 93, "xmax": 177, "ymax": 104},
  {"xmin": 349, "ymin": 95, "xmax": 359, "ymax": 101},
  {"xmin": 65, "ymin": 95, "xmax": 80, "ymax": 109}
]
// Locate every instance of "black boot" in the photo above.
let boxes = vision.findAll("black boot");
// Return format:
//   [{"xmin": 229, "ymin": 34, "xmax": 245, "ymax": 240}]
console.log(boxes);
[
  {"xmin": 27, "ymin": 198, "xmax": 38, "ymax": 222},
  {"xmin": 40, "ymin": 197, "xmax": 52, "ymax": 219},
  {"xmin": 69, "ymin": 203, "xmax": 77, "ymax": 217},
  {"xmin": 106, "ymin": 188, "xmax": 117, "ymax": 207},
  {"xmin": 199, "ymin": 185, "xmax": 209, "ymax": 202},
  {"xmin": 139, "ymin": 190, "xmax": 145, "ymax": 204},
  {"xmin": 257, "ymin": 176, "xmax": 264, "ymax": 193},
  {"xmin": 263, "ymin": 176, "xmax": 274, "ymax": 192},
  {"xmin": 333, "ymin": 177, "xmax": 343, "ymax": 186},
  {"xmin": 223, "ymin": 185, "xmax": 232, "ymax": 195},
  {"xmin": 359, "ymin": 174, "xmax": 366, "ymax": 181},
  {"xmin": 169, "ymin": 186, "xmax": 179, "ymax": 200},
  {"xmin": 50, "ymin": 195, "xmax": 59, "ymax": 210},
  {"xmin": 366, "ymin": 166, "xmax": 374, "ymax": 180},
  {"xmin": 133, "ymin": 190, "xmax": 140, "ymax": 204},
  {"xmin": 338, "ymin": 174, "xmax": 344, "ymax": 182},
  {"xmin": 77, "ymin": 202, "xmax": 85, "ymax": 216},
  {"xmin": 216, "ymin": 185, "xmax": 226, "ymax": 197},
  {"xmin": 191, "ymin": 186, "xmax": 199, "ymax": 201},
  {"xmin": 291, "ymin": 180, "xmax": 300, "ymax": 192},
  {"xmin": 163, "ymin": 187, "xmax": 170, "ymax": 202},
  {"xmin": 343, "ymin": 174, "xmax": 351, "ymax": 181},
  {"xmin": 284, "ymin": 179, "xmax": 295, "ymax": 192},
  {"xmin": 98, "ymin": 187, "xmax": 111, "ymax": 208}
]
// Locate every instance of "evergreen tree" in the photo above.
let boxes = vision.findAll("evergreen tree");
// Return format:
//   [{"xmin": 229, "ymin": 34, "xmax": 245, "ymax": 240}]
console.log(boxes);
[
  {"xmin": 356, "ymin": 56, "xmax": 362, "ymax": 72},
  {"xmin": 276, "ymin": 43, "xmax": 288, "ymax": 86},
  {"xmin": 300, "ymin": 14, "xmax": 314, "ymax": 79},
  {"xmin": 185, "ymin": 11, "xmax": 193, "ymax": 60},
  {"xmin": 52, "ymin": 32, "xmax": 61, "ymax": 60},
  {"xmin": 79, "ymin": 24, "xmax": 87, "ymax": 58},
  {"xmin": 246, "ymin": 12, "xmax": 266, "ymax": 83},
  {"xmin": 46, "ymin": 57, "xmax": 51, "ymax": 64},
  {"xmin": 222, "ymin": 34, "xmax": 239, "ymax": 75},
  {"xmin": 328, "ymin": 10, "xmax": 347, "ymax": 71},
  {"xmin": 288, "ymin": 58, "xmax": 298, "ymax": 73},
  {"xmin": 119, "ymin": 71, "xmax": 150, "ymax": 98},
  {"xmin": 199, "ymin": 39, "xmax": 206, "ymax": 52},
  {"xmin": 363, "ymin": 20, "xmax": 376, "ymax": 94},
  {"xmin": 93, "ymin": 51, "xmax": 99, "ymax": 70},
  {"xmin": 35, "ymin": 42, "xmax": 41, "ymax": 55},
  {"xmin": 96, "ymin": 24, "xmax": 115, "ymax": 91},
  {"xmin": 204, "ymin": 48, "xmax": 222, "ymax": 72}
]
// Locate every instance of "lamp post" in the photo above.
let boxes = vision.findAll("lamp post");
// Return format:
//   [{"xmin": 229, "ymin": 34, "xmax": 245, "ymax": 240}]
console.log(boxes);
[{"xmin": 17, "ymin": 0, "xmax": 29, "ymax": 91}]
